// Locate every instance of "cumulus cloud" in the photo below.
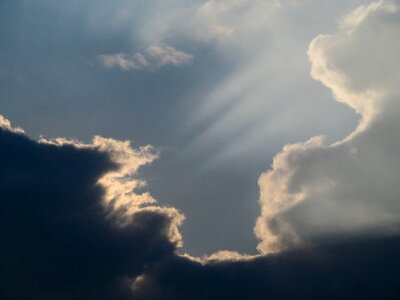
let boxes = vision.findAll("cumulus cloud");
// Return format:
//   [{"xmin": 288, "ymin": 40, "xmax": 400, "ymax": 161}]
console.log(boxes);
[
  {"xmin": 255, "ymin": 0, "xmax": 400, "ymax": 253},
  {"xmin": 98, "ymin": 45, "xmax": 193, "ymax": 71}
]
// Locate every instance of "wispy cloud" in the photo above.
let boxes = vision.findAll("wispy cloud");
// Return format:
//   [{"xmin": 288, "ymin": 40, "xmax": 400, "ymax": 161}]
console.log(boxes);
[{"xmin": 98, "ymin": 45, "xmax": 193, "ymax": 71}]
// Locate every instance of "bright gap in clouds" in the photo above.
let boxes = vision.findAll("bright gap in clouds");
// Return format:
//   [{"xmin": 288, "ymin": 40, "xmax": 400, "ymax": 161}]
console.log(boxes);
[
  {"xmin": 140, "ymin": 0, "xmax": 363, "ymax": 255},
  {"xmin": 0, "ymin": 0, "xmax": 383, "ymax": 257}
]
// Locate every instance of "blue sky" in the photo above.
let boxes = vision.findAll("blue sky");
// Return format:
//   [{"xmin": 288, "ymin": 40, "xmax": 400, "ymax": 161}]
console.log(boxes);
[{"xmin": 0, "ymin": 0, "xmax": 369, "ymax": 256}]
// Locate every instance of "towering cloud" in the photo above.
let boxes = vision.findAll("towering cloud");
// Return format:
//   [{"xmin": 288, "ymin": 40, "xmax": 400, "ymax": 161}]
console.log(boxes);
[{"xmin": 255, "ymin": 1, "xmax": 400, "ymax": 253}]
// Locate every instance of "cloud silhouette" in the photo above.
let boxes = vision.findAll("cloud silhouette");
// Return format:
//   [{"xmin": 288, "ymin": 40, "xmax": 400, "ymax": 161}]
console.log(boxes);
[
  {"xmin": 0, "ymin": 119, "xmax": 183, "ymax": 299},
  {"xmin": 132, "ymin": 235, "xmax": 400, "ymax": 299}
]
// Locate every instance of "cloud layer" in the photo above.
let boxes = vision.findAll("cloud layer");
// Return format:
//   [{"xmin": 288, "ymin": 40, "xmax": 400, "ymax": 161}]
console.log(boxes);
[{"xmin": 2, "ymin": 117, "xmax": 400, "ymax": 299}]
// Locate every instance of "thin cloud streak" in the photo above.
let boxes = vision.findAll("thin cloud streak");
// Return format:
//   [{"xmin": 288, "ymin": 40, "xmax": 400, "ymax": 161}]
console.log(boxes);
[{"xmin": 98, "ymin": 45, "xmax": 193, "ymax": 71}]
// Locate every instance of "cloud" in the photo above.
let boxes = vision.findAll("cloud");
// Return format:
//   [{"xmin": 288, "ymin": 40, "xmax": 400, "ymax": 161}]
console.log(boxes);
[
  {"xmin": 98, "ymin": 45, "xmax": 193, "ymax": 71},
  {"xmin": 0, "ymin": 115, "xmax": 25, "ymax": 134},
  {"xmin": 255, "ymin": 1, "xmax": 400, "ymax": 253},
  {"xmin": 131, "ymin": 235, "xmax": 400, "ymax": 299},
  {"xmin": 0, "ymin": 116, "xmax": 184, "ymax": 298},
  {"xmin": 4, "ymin": 118, "xmax": 400, "ymax": 300}
]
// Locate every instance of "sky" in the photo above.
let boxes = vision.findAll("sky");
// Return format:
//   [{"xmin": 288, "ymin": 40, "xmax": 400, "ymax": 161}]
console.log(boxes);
[{"xmin": 1, "ymin": 0, "xmax": 400, "ymax": 298}]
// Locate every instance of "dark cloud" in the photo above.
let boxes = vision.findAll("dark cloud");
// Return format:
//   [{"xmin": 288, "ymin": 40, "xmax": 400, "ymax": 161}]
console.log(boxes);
[
  {"xmin": 0, "ymin": 127, "xmax": 177, "ymax": 299},
  {"xmin": 133, "ymin": 236, "xmax": 400, "ymax": 299},
  {"xmin": 1, "ymin": 124, "xmax": 400, "ymax": 299}
]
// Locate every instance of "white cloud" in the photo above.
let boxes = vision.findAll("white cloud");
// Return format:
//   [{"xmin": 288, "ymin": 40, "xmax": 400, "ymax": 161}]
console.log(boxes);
[
  {"xmin": 36, "ymin": 121, "xmax": 185, "ymax": 247},
  {"xmin": 98, "ymin": 45, "xmax": 193, "ymax": 71},
  {"xmin": 255, "ymin": 1, "xmax": 400, "ymax": 254},
  {"xmin": 0, "ymin": 115, "xmax": 25, "ymax": 134}
]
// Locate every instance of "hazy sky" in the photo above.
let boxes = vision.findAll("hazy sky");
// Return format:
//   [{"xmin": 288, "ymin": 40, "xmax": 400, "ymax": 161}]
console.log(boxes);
[{"xmin": 2, "ymin": 1, "xmax": 400, "ymax": 298}]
